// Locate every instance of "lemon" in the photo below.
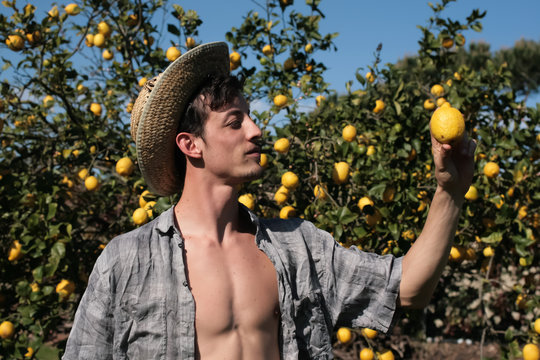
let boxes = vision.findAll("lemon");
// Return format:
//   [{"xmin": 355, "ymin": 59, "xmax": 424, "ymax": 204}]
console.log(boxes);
[
  {"xmin": 373, "ymin": 99, "xmax": 385, "ymax": 113},
  {"xmin": 483, "ymin": 162, "xmax": 500, "ymax": 178},
  {"xmin": 379, "ymin": 350, "xmax": 395, "ymax": 360},
  {"xmin": 436, "ymin": 97, "xmax": 448, "ymax": 107},
  {"xmin": 315, "ymin": 95, "xmax": 325, "ymax": 107},
  {"xmin": 424, "ymin": 99, "xmax": 435, "ymax": 110},
  {"xmin": 465, "ymin": 248, "xmax": 477, "ymax": 261},
  {"xmin": 274, "ymin": 138, "xmax": 290, "ymax": 154},
  {"xmin": 166, "ymin": 46, "xmax": 181, "ymax": 62},
  {"xmin": 262, "ymin": 45, "xmax": 273, "ymax": 56},
  {"xmin": 144, "ymin": 201, "xmax": 156, "ymax": 217},
  {"xmin": 366, "ymin": 145, "xmax": 375, "ymax": 156},
  {"xmin": 442, "ymin": 38, "xmax": 454, "ymax": 48},
  {"xmin": 230, "ymin": 61, "xmax": 240, "ymax": 71},
  {"xmin": 336, "ymin": 327, "xmax": 352, "ymax": 344},
  {"xmin": 126, "ymin": 14, "xmax": 138, "ymax": 26},
  {"xmin": 116, "ymin": 157, "xmax": 135, "ymax": 176},
  {"xmin": 93, "ymin": 33, "xmax": 106, "ymax": 48},
  {"xmin": 342, "ymin": 125, "xmax": 357, "ymax": 142},
  {"xmin": 90, "ymin": 102, "xmax": 102, "ymax": 116},
  {"xmin": 78, "ymin": 168, "xmax": 89, "ymax": 180},
  {"xmin": 139, "ymin": 190, "xmax": 152, "ymax": 208},
  {"xmin": 138, "ymin": 77, "xmax": 148, "ymax": 87},
  {"xmin": 48, "ymin": 5, "xmax": 59, "ymax": 18},
  {"xmin": 185, "ymin": 37, "xmax": 196, "ymax": 48},
  {"xmin": 274, "ymin": 94, "xmax": 288, "ymax": 108},
  {"xmin": 534, "ymin": 318, "xmax": 540, "ymax": 334},
  {"xmin": 518, "ymin": 206, "xmax": 528, "ymax": 220},
  {"xmin": 85, "ymin": 34, "xmax": 94, "ymax": 47},
  {"xmin": 238, "ymin": 194, "xmax": 255, "ymax": 210},
  {"xmin": 25, "ymin": 347, "xmax": 34, "ymax": 358},
  {"xmin": 332, "ymin": 162, "xmax": 349, "ymax": 184},
  {"xmin": 464, "ymin": 185, "xmax": 479, "ymax": 201},
  {"xmin": 304, "ymin": 43, "xmax": 313, "ymax": 53},
  {"xmin": 274, "ymin": 186, "xmax": 289, "ymax": 205},
  {"xmin": 523, "ymin": 344, "xmax": 540, "ymax": 360},
  {"xmin": 361, "ymin": 328, "xmax": 377, "ymax": 339},
  {"xmin": 8, "ymin": 240, "xmax": 23, "ymax": 261},
  {"xmin": 454, "ymin": 72, "xmax": 462, "ymax": 81},
  {"xmin": 56, "ymin": 279, "xmax": 75, "ymax": 298},
  {"xmin": 313, "ymin": 185, "xmax": 326, "ymax": 200},
  {"xmin": 85, "ymin": 176, "xmax": 99, "ymax": 191},
  {"xmin": 229, "ymin": 51, "xmax": 241, "ymax": 65},
  {"xmin": 43, "ymin": 95, "xmax": 54, "ymax": 107},
  {"xmin": 449, "ymin": 246, "xmax": 463, "ymax": 262},
  {"xmin": 259, "ymin": 153, "xmax": 268, "ymax": 168},
  {"xmin": 64, "ymin": 3, "xmax": 80, "ymax": 15},
  {"xmin": 281, "ymin": 171, "xmax": 299, "ymax": 190},
  {"xmin": 102, "ymin": 49, "xmax": 113, "ymax": 60},
  {"xmin": 279, "ymin": 205, "xmax": 296, "ymax": 219},
  {"xmin": 430, "ymin": 105, "xmax": 465, "ymax": 144},
  {"xmin": 133, "ymin": 207, "xmax": 149, "ymax": 225},
  {"xmin": 6, "ymin": 34, "xmax": 25, "ymax": 51},
  {"xmin": 430, "ymin": 84, "xmax": 444, "ymax": 97},
  {"xmin": 0, "ymin": 321, "xmax": 15, "ymax": 339},
  {"xmin": 483, "ymin": 246, "xmax": 494, "ymax": 257},
  {"xmin": 366, "ymin": 72, "xmax": 375, "ymax": 83},
  {"xmin": 359, "ymin": 348, "xmax": 374, "ymax": 360},
  {"xmin": 402, "ymin": 229, "xmax": 415, "ymax": 241},
  {"xmin": 358, "ymin": 197, "xmax": 374, "ymax": 211},
  {"xmin": 382, "ymin": 186, "xmax": 395, "ymax": 203},
  {"xmin": 30, "ymin": 282, "xmax": 39, "ymax": 292},
  {"xmin": 97, "ymin": 21, "xmax": 112, "ymax": 37}
]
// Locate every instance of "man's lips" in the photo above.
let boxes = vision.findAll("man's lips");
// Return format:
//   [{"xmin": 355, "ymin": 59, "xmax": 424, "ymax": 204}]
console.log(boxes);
[{"xmin": 246, "ymin": 147, "xmax": 261, "ymax": 155}]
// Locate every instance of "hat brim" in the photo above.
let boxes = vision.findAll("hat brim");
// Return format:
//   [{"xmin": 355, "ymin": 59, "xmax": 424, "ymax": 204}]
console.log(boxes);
[{"xmin": 135, "ymin": 42, "xmax": 230, "ymax": 196}]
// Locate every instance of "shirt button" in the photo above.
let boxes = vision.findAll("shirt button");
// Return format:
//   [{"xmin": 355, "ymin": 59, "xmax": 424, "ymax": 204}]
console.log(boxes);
[
  {"xmin": 178, "ymin": 242, "xmax": 183, "ymax": 248},
  {"xmin": 183, "ymin": 280, "xmax": 188, "ymax": 287}
]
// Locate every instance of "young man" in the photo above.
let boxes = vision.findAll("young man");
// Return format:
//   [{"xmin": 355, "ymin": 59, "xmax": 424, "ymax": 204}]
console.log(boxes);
[{"xmin": 63, "ymin": 42, "xmax": 476, "ymax": 359}]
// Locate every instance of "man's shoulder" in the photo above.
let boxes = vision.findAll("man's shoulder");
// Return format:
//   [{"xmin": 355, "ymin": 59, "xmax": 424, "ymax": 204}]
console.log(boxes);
[{"xmin": 259, "ymin": 216, "xmax": 333, "ymax": 248}]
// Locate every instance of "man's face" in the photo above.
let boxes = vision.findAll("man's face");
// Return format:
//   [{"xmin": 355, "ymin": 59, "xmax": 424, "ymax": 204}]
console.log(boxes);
[{"xmin": 196, "ymin": 94, "xmax": 263, "ymax": 185}]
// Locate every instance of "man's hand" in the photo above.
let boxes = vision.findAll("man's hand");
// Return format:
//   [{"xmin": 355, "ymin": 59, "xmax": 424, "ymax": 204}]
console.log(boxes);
[{"xmin": 431, "ymin": 132, "xmax": 477, "ymax": 198}]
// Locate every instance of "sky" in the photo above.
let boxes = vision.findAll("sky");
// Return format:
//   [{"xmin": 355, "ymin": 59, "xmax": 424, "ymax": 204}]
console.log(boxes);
[{"xmin": 1, "ymin": 0, "xmax": 539, "ymax": 102}]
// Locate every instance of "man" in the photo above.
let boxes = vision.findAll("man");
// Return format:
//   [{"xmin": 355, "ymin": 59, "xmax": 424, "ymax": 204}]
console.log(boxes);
[{"xmin": 63, "ymin": 42, "xmax": 476, "ymax": 359}]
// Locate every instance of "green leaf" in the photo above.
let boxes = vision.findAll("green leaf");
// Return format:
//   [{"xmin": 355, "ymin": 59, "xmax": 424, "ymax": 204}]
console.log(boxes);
[
  {"xmin": 167, "ymin": 24, "xmax": 180, "ymax": 36},
  {"xmin": 480, "ymin": 232, "xmax": 502, "ymax": 244},
  {"xmin": 51, "ymin": 242, "xmax": 65, "ymax": 259},
  {"xmin": 47, "ymin": 202, "xmax": 58, "ymax": 220}
]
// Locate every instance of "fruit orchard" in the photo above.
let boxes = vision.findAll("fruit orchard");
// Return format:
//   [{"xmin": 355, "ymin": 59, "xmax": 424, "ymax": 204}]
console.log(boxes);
[{"xmin": 1, "ymin": 0, "xmax": 539, "ymax": 359}]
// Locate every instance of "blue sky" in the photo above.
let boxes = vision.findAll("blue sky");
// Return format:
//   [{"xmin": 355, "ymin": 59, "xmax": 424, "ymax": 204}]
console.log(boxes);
[{"xmin": 1, "ymin": 1, "xmax": 539, "ymax": 100}]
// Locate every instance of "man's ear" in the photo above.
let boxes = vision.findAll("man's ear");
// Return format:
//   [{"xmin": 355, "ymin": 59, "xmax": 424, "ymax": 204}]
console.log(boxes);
[{"xmin": 176, "ymin": 132, "xmax": 202, "ymax": 159}]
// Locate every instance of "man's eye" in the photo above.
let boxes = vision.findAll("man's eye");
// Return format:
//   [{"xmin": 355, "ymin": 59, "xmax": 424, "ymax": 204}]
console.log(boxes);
[{"xmin": 229, "ymin": 120, "xmax": 242, "ymax": 129}]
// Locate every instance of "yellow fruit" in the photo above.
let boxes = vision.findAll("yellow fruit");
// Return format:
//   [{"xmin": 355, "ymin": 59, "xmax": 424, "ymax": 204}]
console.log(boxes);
[
  {"xmin": 126, "ymin": 14, "xmax": 138, "ymax": 26},
  {"xmin": 274, "ymin": 138, "xmax": 290, "ymax": 154},
  {"xmin": 166, "ymin": 46, "xmax": 181, "ymax": 62},
  {"xmin": 262, "ymin": 44, "xmax": 273, "ymax": 56},
  {"xmin": 138, "ymin": 77, "xmax": 148, "ymax": 87},
  {"xmin": 454, "ymin": 72, "xmax": 462, "ymax": 81},
  {"xmin": 359, "ymin": 348, "xmax": 374, "ymax": 360},
  {"xmin": 144, "ymin": 201, "xmax": 156, "ymax": 217},
  {"xmin": 115, "ymin": 157, "xmax": 134, "ymax": 176},
  {"xmin": 424, "ymin": 99, "xmax": 435, "ymax": 110},
  {"xmin": 259, "ymin": 153, "xmax": 268, "ymax": 168},
  {"xmin": 90, "ymin": 102, "xmax": 102, "ymax": 116},
  {"xmin": 518, "ymin": 206, "xmax": 528, "ymax": 220},
  {"xmin": 523, "ymin": 344, "xmax": 540, "ymax": 360},
  {"xmin": 6, "ymin": 34, "xmax": 25, "ymax": 51},
  {"xmin": 93, "ymin": 33, "xmax": 106, "ymax": 48},
  {"xmin": 402, "ymin": 229, "xmax": 416, "ymax": 241},
  {"xmin": 229, "ymin": 51, "xmax": 241, "ymax": 65},
  {"xmin": 313, "ymin": 184, "xmax": 326, "ymax": 200},
  {"xmin": 483, "ymin": 246, "xmax": 494, "ymax": 257},
  {"xmin": 97, "ymin": 21, "xmax": 112, "ymax": 37},
  {"xmin": 23, "ymin": 4, "xmax": 35, "ymax": 16},
  {"xmin": 0, "ymin": 321, "xmax": 15, "ymax": 339},
  {"xmin": 43, "ymin": 95, "xmax": 54, "ymax": 107},
  {"xmin": 139, "ymin": 190, "xmax": 152, "ymax": 208},
  {"xmin": 336, "ymin": 327, "xmax": 352, "ymax": 344},
  {"xmin": 186, "ymin": 37, "xmax": 196, "ymax": 48},
  {"xmin": 102, "ymin": 49, "xmax": 113, "ymax": 60},
  {"xmin": 84, "ymin": 176, "xmax": 99, "ymax": 191},
  {"xmin": 25, "ymin": 347, "xmax": 34, "ymax": 358},
  {"xmin": 281, "ymin": 171, "xmax": 299, "ymax": 190},
  {"xmin": 446, "ymin": 79, "xmax": 453, "ymax": 87},
  {"xmin": 56, "ymin": 279, "xmax": 75, "ymax": 298},
  {"xmin": 48, "ymin": 5, "xmax": 59, "ymax": 18},
  {"xmin": 382, "ymin": 186, "xmax": 395, "ymax": 203},
  {"xmin": 78, "ymin": 168, "xmax": 89, "ymax": 180},
  {"xmin": 366, "ymin": 72, "xmax": 375, "ymax": 83},
  {"xmin": 30, "ymin": 282, "xmax": 39, "ymax": 292},
  {"xmin": 464, "ymin": 185, "xmax": 479, "ymax": 201},
  {"xmin": 534, "ymin": 318, "xmax": 540, "ymax": 334},
  {"xmin": 64, "ymin": 3, "xmax": 80, "ymax": 15},
  {"xmin": 274, "ymin": 94, "xmax": 288, "ymax": 108},
  {"xmin": 304, "ymin": 43, "xmax": 313, "ymax": 53},
  {"xmin": 379, "ymin": 350, "xmax": 395, "ymax": 360},
  {"xmin": 316, "ymin": 95, "xmax": 325, "ymax": 107},
  {"xmin": 430, "ymin": 105, "xmax": 465, "ymax": 144},
  {"xmin": 373, "ymin": 99, "xmax": 385, "ymax": 113},
  {"xmin": 436, "ymin": 97, "xmax": 448, "ymax": 107},
  {"xmin": 366, "ymin": 145, "xmax": 375, "ymax": 156},
  {"xmin": 85, "ymin": 34, "xmax": 94, "ymax": 47},
  {"xmin": 442, "ymin": 38, "xmax": 454, "ymax": 48},
  {"xmin": 133, "ymin": 207, "xmax": 149, "ymax": 225},
  {"xmin": 430, "ymin": 84, "xmax": 444, "ymax": 97},
  {"xmin": 483, "ymin": 162, "xmax": 500, "ymax": 178},
  {"xmin": 358, "ymin": 197, "xmax": 374, "ymax": 211},
  {"xmin": 274, "ymin": 186, "xmax": 289, "ymax": 205},
  {"xmin": 238, "ymin": 194, "xmax": 255, "ymax": 210},
  {"xmin": 342, "ymin": 125, "xmax": 357, "ymax": 142},
  {"xmin": 332, "ymin": 162, "xmax": 349, "ymax": 184},
  {"xmin": 279, "ymin": 205, "xmax": 296, "ymax": 219},
  {"xmin": 449, "ymin": 246, "xmax": 463, "ymax": 262},
  {"xmin": 362, "ymin": 328, "xmax": 377, "ymax": 339},
  {"xmin": 8, "ymin": 240, "xmax": 23, "ymax": 261},
  {"xmin": 126, "ymin": 102, "xmax": 134, "ymax": 113}
]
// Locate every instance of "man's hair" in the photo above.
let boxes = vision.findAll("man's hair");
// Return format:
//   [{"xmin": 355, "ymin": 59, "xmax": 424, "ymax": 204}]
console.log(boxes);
[{"xmin": 175, "ymin": 74, "xmax": 245, "ymax": 183}]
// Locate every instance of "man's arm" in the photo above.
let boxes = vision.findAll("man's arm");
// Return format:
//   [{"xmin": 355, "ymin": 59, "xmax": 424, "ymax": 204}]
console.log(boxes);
[{"xmin": 398, "ymin": 132, "xmax": 476, "ymax": 309}]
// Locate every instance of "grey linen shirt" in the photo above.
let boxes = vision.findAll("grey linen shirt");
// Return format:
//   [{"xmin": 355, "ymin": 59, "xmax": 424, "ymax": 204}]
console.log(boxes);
[{"xmin": 63, "ymin": 205, "xmax": 402, "ymax": 359}]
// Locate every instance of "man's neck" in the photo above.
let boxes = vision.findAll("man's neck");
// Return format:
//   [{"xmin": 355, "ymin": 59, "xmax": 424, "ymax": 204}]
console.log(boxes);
[{"xmin": 174, "ymin": 179, "xmax": 244, "ymax": 244}]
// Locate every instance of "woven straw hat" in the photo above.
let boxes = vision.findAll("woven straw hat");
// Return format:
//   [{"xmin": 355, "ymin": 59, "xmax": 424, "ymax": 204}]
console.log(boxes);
[{"xmin": 131, "ymin": 42, "xmax": 230, "ymax": 196}]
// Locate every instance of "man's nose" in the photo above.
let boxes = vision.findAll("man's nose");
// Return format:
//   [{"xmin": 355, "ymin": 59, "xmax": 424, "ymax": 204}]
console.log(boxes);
[{"xmin": 246, "ymin": 115, "xmax": 262, "ymax": 140}]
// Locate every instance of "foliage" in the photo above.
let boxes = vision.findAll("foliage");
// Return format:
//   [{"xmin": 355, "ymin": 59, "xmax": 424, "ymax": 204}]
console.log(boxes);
[{"xmin": 0, "ymin": 0, "xmax": 538, "ymax": 359}]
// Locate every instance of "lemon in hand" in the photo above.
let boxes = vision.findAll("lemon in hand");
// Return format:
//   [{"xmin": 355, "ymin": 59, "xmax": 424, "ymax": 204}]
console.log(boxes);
[{"xmin": 430, "ymin": 105, "xmax": 465, "ymax": 144}]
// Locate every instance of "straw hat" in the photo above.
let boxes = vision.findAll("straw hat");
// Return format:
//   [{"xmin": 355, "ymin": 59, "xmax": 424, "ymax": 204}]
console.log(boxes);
[{"xmin": 131, "ymin": 42, "xmax": 230, "ymax": 196}]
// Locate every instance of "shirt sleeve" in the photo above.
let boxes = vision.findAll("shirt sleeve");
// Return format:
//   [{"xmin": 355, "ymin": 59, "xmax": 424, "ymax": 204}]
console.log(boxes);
[
  {"xmin": 312, "ymin": 223, "xmax": 402, "ymax": 334},
  {"xmin": 62, "ymin": 249, "xmax": 115, "ymax": 360}
]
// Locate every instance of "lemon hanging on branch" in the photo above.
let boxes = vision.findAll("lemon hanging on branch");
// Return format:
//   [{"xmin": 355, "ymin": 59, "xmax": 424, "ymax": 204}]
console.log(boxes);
[{"xmin": 430, "ymin": 105, "xmax": 465, "ymax": 144}]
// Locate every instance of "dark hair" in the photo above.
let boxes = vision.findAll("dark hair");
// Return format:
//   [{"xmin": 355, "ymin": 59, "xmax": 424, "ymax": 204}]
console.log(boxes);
[{"xmin": 175, "ymin": 74, "xmax": 245, "ymax": 183}]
